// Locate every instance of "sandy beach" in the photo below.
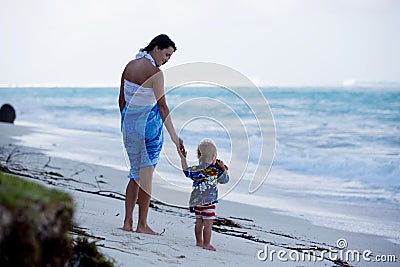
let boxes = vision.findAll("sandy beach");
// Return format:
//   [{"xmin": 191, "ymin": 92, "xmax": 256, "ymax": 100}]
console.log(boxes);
[
  {"xmin": 0, "ymin": 122, "xmax": 398, "ymax": 266},
  {"xmin": 2, "ymin": 1, "xmax": 399, "ymax": 265}
]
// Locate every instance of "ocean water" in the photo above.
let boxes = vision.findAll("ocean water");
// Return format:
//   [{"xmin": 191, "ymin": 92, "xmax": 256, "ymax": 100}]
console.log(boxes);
[{"xmin": 1, "ymin": 86, "xmax": 399, "ymax": 241}]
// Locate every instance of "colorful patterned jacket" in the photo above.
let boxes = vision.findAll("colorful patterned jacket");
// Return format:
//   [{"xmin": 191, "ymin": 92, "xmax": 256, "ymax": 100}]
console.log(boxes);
[{"xmin": 184, "ymin": 163, "xmax": 229, "ymax": 210}]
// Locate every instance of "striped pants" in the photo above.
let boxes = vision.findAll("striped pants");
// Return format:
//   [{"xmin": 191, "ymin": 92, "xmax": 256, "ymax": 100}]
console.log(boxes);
[{"xmin": 194, "ymin": 204, "xmax": 216, "ymax": 220}]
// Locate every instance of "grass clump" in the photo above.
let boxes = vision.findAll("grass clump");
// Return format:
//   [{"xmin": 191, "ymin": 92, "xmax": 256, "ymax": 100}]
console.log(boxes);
[
  {"xmin": 0, "ymin": 171, "xmax": 71, "ymax": 209},
  {"xmin": 0, "ymin": 171, "xmax": 114, "ymax": 267},
  {"xmin": 0, "ymin": 171, "xmax": 73, "ymax": 266},
  {"xmin": 71, "ymin": 237, "xmax": 115, "ymax": 267}
]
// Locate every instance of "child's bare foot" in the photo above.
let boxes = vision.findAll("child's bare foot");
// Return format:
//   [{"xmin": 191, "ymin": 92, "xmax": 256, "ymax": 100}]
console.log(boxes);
[
  {"xmin": 121, "ymin": 220, "xmax": 133, "ymax": 231},
  {"xmin": 136, "ymin": 224, "xmax": 160, "ymax": 235},
  {"xmin": 203, "ymin": 244, "xmax": 216, "ymax": 251},
  {"xmin": 196, "ymin": 241, "xmax": 203, "ymax": 247}
]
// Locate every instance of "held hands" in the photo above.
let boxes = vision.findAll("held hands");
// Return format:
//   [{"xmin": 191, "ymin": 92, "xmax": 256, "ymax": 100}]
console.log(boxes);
[
  {"xmin": 175, "ymin": 138, "xmax": 188, "ymax": 171},
  {"xmin": 175, "ymin": 137, "xmax": 187, "ymax": 158}
]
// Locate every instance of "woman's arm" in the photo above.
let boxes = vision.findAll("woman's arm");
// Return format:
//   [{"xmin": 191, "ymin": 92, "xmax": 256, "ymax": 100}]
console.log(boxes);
[
  {"xmin": 152, "ymin": 71, "xmax": 180, "ymax": 145},
  {"xmin": 118, "ymin": 73, "xmax": 126, "ymax": 113}
]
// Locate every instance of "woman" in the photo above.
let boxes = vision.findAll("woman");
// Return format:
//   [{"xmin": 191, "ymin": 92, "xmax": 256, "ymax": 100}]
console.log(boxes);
[{"xmin": 119, "ymin": 34, "xmax": 184, "ymax": 235}]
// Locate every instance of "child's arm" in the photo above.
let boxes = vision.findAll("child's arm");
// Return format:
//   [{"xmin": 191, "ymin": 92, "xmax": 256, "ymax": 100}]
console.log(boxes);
[
  {"xmin": 181, "ymin": 155, "xmax": 189, "ymax": 172},
  {"xmin": 178, "ymin": 147, "xmax": 201, "ymax": 180},
  {"xmin": 217, "ymin": 170, "xmax": 229, "ymax": 184},
  {"xmin": 178, "ymin": 145, "xmax": 188, "ymax": 171},
  {"xmin": 216, "ymin": 159, "xmax": 230, "ymax": 184}
]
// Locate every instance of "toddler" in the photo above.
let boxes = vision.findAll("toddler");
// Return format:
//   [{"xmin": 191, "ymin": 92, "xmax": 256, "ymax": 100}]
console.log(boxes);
[{"xmin": 179, "ymin": 139, "xmax": 229, "ymax": 251}]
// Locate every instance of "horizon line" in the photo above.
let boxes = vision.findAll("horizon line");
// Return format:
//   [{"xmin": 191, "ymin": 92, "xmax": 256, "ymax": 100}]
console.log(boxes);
[{"xmin": 1, "ymin": 81, "xmax": 400, "ymax": 89}]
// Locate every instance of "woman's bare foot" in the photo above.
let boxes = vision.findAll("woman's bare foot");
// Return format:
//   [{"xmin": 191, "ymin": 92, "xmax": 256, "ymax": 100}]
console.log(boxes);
[
  {"xmin": 203, "ymin": 244, "xmax": 216, "ymax": 251},
  {"xmin": 122, "ymin": 219, "xmax": 133, "ymax": 231},
  {"xmin": 196, "ymin": 242, "xmax": 203, "ymax": 247},
  {"xmin": 136, "ymin": 224, "xmax": 160, "ymax": 235},
  {"xmin": 121, "ymin": 225, "xmax": 133, "ymax": 231}
]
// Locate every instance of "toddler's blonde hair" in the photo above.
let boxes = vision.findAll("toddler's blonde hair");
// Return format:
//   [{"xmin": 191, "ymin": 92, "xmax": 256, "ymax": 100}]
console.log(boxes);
[{"xmin": 197, "ymin": 139, "xmax": 217, "ymax": 163}]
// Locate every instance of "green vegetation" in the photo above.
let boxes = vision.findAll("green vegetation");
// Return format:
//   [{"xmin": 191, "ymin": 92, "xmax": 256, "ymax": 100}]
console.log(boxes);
[
  {"xmin": 0, "ymin": 171, "xmax": 114, "ymax": 267},
  {"xmin": 0, "ymin": 171, "xmax": 70, "ymax": 209},
  {"xmin": 72, "ymin": 237, "xmax": 116, "ymax": 267},
  {"xmin": 0, "ymin": 171, "xmax": 74, "ymax": 266}
]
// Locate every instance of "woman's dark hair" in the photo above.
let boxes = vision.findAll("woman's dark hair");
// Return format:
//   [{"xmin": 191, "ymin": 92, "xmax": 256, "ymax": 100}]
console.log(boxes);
[{"xmin": 140, "ymin": 34, "xmax": 177, "ymax": 52}]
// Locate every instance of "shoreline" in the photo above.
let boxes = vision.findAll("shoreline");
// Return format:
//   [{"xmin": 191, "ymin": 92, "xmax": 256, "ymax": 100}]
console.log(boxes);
[
  {"xmin": 1, "ymin": 122, "xmax": 399, "ymax": 266},
  {"xmin": 10, "ymin": 121, "xmax": 400, "ymax": 243}
]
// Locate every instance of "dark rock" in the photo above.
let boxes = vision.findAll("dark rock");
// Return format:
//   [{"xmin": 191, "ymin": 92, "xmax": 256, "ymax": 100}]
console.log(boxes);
[{"xmin": 0, "ymin": 104, "xmax": 16, "ymax": 123}]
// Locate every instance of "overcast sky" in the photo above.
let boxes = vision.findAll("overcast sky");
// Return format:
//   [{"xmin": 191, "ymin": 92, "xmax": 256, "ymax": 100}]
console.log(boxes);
[{"xmin": 1, "ymin": 0, "xmax": 399, "ymax": 87}]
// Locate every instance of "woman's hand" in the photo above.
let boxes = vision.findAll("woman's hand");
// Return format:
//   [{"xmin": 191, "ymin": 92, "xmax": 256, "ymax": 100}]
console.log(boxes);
[
  {"xmin": 174, "ymin": 137, "xmax": 186, "ymax": 158},
  {"xmin": 177, "ymin": 138, "xmax": 188, "ymax": 170},
  {"xmin": 178, "ymin": 145, "xmax": 187, "ymax": 158}
]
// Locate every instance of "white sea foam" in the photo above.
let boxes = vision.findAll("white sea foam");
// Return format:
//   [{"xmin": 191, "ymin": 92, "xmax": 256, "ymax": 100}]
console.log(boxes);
[{"xmin": 1, "ymin": 86, "xmax": 399, "ymax": 241}]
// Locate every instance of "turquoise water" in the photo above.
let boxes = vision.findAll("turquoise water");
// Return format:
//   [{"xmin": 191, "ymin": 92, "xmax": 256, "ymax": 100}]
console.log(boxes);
[
  {"xmin": 1, "ymin": 86, "xmax": 398, "ymax": 192},
  {"xmin": 1, "ymin": 86, "xmax": 399, "ymax": 240}
]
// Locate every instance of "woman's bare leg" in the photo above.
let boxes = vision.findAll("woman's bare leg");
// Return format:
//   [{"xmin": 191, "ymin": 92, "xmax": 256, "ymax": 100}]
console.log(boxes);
[
  {"xmin": 136, "ymin": 166, "xmax": 159, "ymax": 235},
  {"xmin": 203, "ymin": 219, "xmax": 216, "ymax": 251},
  {"xmin": 122, "ymin": 180, "xmax": 140, "ymax": 231}
]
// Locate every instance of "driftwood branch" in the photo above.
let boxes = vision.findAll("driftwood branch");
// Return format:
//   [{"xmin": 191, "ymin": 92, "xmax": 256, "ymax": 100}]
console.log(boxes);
[{"xmin": 43, "ymin": 157, "xmax": 61, "ymax": 169}]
